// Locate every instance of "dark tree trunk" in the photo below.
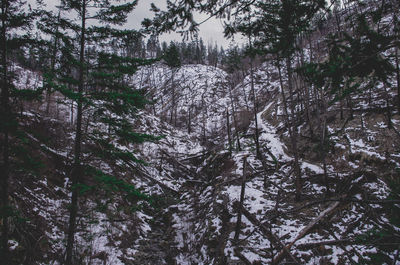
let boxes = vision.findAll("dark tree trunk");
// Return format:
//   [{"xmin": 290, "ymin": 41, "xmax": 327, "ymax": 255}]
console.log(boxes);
[
  {"xmin": 228, "ymin": 80, "xmax": 241, "ymax": 151},
  {"xmin": 234, "ymin": 157, "xmax": 247, "ymax": 242},
  {"xmin": 277, "ymin": 57, "xmax": 302, "ymax": 200},
  {"xmin": 188, "ymin": 105, "xmax": 191, "ymax": 134},
  {"xmin": 384, "ymin": 85, "xmax": 392, "ymax": 129},
  {"xmin": 226, "ymin": 109, "xmax": 232, "ymax": 152},
  {"xmin": 0, "ymin": 1, "xmax": 10, "ymax": 262},
  {"xmin": 248, "ymin": 39, "xmax": 261, "ymax": 159},
  {"xmin": 46, "ymin": 11, "xmax": 61, "ymax": 114},
  {"xmin": 285, "ymin": 57, "xmax": 302, "ymax": 199},
  {"xmin": 395, "ymin": 47, "xmax": 400, "ymax": 113},
  {"xmin": 65, "ymin": 1, "xmax": 86, "ymax": 264}
]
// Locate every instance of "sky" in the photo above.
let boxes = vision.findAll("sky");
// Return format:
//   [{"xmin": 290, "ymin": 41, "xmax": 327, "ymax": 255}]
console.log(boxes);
[
  {"xmin": 35, "ymin": 0, "xmax": 238, "ymax": 48},
  {"xmin": 127, "ymin": 1, "xmax": 235, "ymax": 48}
]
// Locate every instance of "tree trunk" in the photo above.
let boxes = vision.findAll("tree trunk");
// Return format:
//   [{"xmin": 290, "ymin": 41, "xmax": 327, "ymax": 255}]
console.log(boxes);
[
  {"xmin": 395, "ymin": 47, "xmax": 400, "ymax": 113},
  {"xmin": 300, "ymin": 47, "xmax": 314, "ymax": 137},
  {"xmin": 318, "ymin": 85, "xmax": 330, "ymax": 195},
  {"xmin": 65, "ymin": 1, "xmax": 86, "ymax": 264},
  {"xmin": 170, "ymin": 72, "xmax": 175, "ymax": 125},
  {"xmin": 392, "ymin": 0, "xmax": 400, "ymax": 113},
  {"xmin": 234, "ymin": 157, "xmax": 247, "ymax": 242},
  {"xmin": 278, "ymin": 57, "xmax": 302, "ymax": 200},
  {"xmin": 226, "ymin": 109, "xmax": 232, "ymax": 152},
  {"xmin": 248, "ymin": 38, "xmax": 261, "ymax": 159},
  {"xmin": 0, "ymin": 1, "xmax": 10, "ymax": 262},
  {"xmin": 228, "ymin": 80, "xmax": 241, "ymax": 151},
  {"xmin": 188, "ymin": 105, "xmax": 191, "ymax": 134},
  {"xmin": 347, "ymin": 95, "xmax": 354, "ymax": 119},
  {"xmin": 384, "ymin": 84, "xmax": 392, "ymax": 129},
  {"xmin": 46, "ymin": 10, "xmax": 61, "ymax": 114}
]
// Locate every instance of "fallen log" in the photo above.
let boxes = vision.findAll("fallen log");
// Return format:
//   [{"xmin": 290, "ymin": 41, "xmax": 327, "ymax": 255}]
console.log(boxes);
[
  {"xmin": 123, "ymin": 160, "xmax": 180, "ymax": 195},
  {"xmin": 160, "ymin": 149, "xmax": 198, "ymax": 177},
  {"xmin": 273, "ymin": 200, "xmax": 341, "ymax": 264},
  {"xmin": 297, "ymin": 239, "xmax": 352, "ymax": 250},
  {"xmin": 137, "ymin": 165, "xmax": 180, "ymax": 195},
  {"xmin": 179, "ymin": 151, "xmax": 211, "ymax": 162},
  {"xmin": 233, "ymin": 248, "xmax": 253, "ymax": 265},
  {"xmin": 232, "ymin": 201, "xmax": 299, "ymax": 265},
  {"xmin": 297, "ymin": 239, "xmax": 400, "ymax": 250}
]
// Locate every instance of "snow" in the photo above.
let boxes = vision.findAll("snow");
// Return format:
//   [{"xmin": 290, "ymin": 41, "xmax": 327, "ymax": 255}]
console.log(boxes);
[{"xmin": 12, "ymin": 45, "xmax": 399, "ymax": 264}]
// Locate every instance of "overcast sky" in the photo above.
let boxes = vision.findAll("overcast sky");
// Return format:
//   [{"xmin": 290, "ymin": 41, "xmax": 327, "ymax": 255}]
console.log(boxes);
[
  {"xmin": 127, "ymin": 1, "xmax": 236, "ymax": 48},
  {"xmin": 37, "ymin": 0, "xmax": 238, "ymax": 48}
]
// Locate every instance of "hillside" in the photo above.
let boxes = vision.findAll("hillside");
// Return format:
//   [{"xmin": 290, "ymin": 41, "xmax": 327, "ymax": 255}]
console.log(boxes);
[
  {"xmin": 1, "ymin": 0, "xmax": 400, "ymax": 264},
  {"xmin": 5, "ymin": 58, "xmax": 398, "ymax": 264}
]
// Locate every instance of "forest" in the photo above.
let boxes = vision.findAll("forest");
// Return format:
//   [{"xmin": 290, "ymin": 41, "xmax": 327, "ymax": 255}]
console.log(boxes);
[{"xmin": 0, "ymin": 0, "xmax": 400, "ymax": 264}]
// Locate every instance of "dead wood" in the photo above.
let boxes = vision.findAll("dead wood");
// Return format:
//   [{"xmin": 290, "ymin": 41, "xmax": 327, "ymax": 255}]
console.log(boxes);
[
  {"xmin": 160, "ymin": 149, "xmax": 198, "ymax": 177},
  {"xmin": 297, "ymin": 239, "xmax": 352, "ymax": 249},
  {"xmin": 297, "ymin": 239, "xmax": 400, "ymax": 250},
  {"xmin": 126, "ymin": 162, "xmax": 180, "ymax": 195},
  {"xmin": 232, "ymin": 201, "xmax": 300, "ymax": 265},
  {"xmin": 233, "ymin": 248, "xmax": 253, "ymax": 265},
  {"xmin": 273, "ymin": 200, "xmax": 341, "ymax": 264}
]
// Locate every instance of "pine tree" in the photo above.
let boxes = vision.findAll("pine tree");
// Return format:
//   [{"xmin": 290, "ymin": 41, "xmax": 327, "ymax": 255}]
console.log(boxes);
[
  {"xmin": 0, "ymin": 0, "xmax": 39, "ymax": 262},
  {"xmin": 164, "ymin": 41, "xmax": 181, "ymax": 68},
  {"xmin": 207, "ymin": 42, "xmax": 219, "ymax": 67},
  {"xmin": 164, "ymin": 42, "xmax": 181, "ymax": 126},
  {"xmin": 41, "ymin": 1, "xmax": 156, "ymax": 263}
]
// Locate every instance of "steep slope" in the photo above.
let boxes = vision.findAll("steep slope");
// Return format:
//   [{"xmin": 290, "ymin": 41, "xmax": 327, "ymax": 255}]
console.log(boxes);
[
  {"xmin": 7, "ymin": 51, "xmax": 400, "ymax": 264},
  {"xmin": 133, "ymin": 60, "xmax": 400, "ymax": 264}
]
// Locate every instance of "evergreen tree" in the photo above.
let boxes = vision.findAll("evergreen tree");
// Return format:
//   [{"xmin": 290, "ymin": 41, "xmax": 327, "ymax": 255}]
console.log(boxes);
[
  {"xmin": 146, "ymin": 34, "xmax": 160, "ymax": 58},
  {"xmin": 42, "ymin": 1, "xmax": 156, "ymax": 263},
  {"xmin": 0, "ymin": 0, "xmax": 39, "ymax": 262},
  {"xmin": 164, "ymin": 41, "xmax": 181, "ymax": 68},
  {"xmin": 164, "ymin": 42, "xmax": 181, "ymax": 126},
  {"xmin": 207, "ymin": 42, "xmax": 219, "ymax": 67},
  {"xmin": 219, "ymin": 46, "xmax": 226, "ymax": 66},
  {"xmin": 298, "ymin": 1, "xmax": 396, "ymax": 194}
]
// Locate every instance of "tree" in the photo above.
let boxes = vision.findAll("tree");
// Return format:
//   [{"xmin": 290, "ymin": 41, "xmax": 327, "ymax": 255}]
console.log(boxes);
[
  {"xmin": 0, "ymin": 0, "xmax": 39, "ymax": 262},
  {"xmin": 164, "ymin": 41, "xmax": 181, "ymax": 68},
  {"xmin": 37, "ymin": 6, "xmax": 65, "ymax": 114},
  {"xmin": 298, "ymin": 0, "xmax": 396, "ymax": 194},
  {"xmin": 164, "ymin": 42, "xmax": 181, "ymax": 126},
  {"xmin": 207, "ymin": 42, "xmax": 219, "ymax": 67},
  {"xmin": 226, "ymin": 0, "xmax": 326, "ymax": 199},
  {"xmin": 42, "ymin": 1, "xmax": 156, "ymax": 263},
  {"xmin": 146, "ymin": 34, "xmax": 160, "ymax": 58}
]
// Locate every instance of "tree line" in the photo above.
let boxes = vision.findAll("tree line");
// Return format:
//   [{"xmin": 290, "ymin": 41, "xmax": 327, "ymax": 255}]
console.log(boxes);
[{"xmin": 15, "ymin": 29, "xmax": 241, "ymax": 71}]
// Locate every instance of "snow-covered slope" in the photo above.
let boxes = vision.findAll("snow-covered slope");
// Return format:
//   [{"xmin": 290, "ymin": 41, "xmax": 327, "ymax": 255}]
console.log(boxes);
[
  {"xmin": 9, "ymin": 48, "xmax": 400, "ymax": 264},
  {"xmin": 132, "ymin": 63, "xmax": 276, "ymax": 146}
]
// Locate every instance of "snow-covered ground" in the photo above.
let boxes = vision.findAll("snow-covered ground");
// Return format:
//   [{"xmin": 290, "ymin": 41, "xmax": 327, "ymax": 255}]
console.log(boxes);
[{"xmin": 10, "ymin": 57, "xmax": 400, "ymax": 264}]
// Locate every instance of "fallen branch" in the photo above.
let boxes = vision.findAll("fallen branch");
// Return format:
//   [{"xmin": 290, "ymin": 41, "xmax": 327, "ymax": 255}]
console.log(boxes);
[
  {"xmin": 232, "ymin": 201, "xmax": 299, "ymax": 265},
  {"xmin": 271, "ymin": 197, "xmax": 400, "ymax": 221},
  {"xmin": 233, "ymin": 248, "xmax": 253, "ymax": 265},
  {"xmin": 137, "ymin": 165, "xmax": 180, "ymax": 195},
  {"xmin": 161, "ymin": 149, "xmax": 198, "ymax": 177},
  {"xmin": 123, "ymin": 160, "xmax": 180, "ymax": 195},
  {"xmin": 296, "ymin": 198, "xmax": 400, "ymax": 206},
  {"xmin": 179, "ymin": 151, "xmax": 211, "ymax": 162},
  {"xmin": 273, "ymin": 200, "xmax": 341, "ymax": 264},
  {"xmin": 297, "ymin": 239, "xmax": 352, "ymax": 249},
  {"xmin": 26, "ymin": 133, "xmax": 70, "ymax": 162},
  {"xmin": 297, "ymin": 239, "xmax": 400, "ymax": 250}
]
